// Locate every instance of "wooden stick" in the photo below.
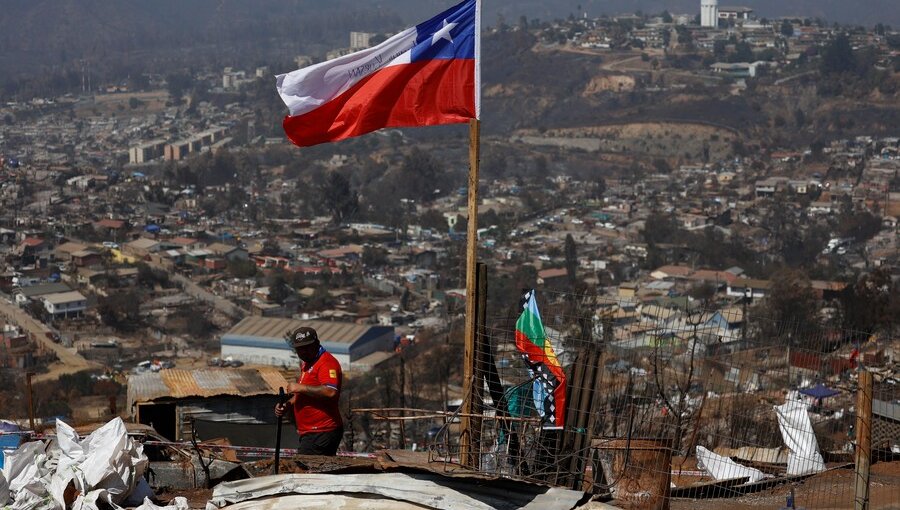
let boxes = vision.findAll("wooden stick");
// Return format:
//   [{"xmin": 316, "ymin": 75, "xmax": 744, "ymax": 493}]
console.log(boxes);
[{"xmin": 353, "ymin": 407, "xmax": 541, "ymax": 423}]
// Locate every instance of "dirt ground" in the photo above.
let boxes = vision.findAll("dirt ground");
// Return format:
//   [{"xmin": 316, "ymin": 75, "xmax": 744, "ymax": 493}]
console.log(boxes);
[
  {"xmin": 671, "ymin": 461, "xmax": 900, "ymax": 510},
  {"xmin": 155, "ymin": 489, "xmax": 213, "ymax": 509},
  {"xmin": 75, "ymin": 90, "xmax": 169, "ymax": 117}
]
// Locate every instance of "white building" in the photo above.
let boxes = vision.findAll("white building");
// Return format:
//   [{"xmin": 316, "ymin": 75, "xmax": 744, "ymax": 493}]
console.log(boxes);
[
  {"xmin": 42, "ymin": 291, "xmax": 88, "ymax": 319},
  {"xmin": 128, "ymin": 139, "xmax": 166, "ymax": 164},
  {"xmin": 718, "ymin": 6, "xmax": 753, "ymax": 21},
  {"xmin": 701, "ymin": 0, "xmax": 719, "ymax": 27},
  {"xmin": 350, "ymin": 32, "xmax": 376, "ymax": 50}
]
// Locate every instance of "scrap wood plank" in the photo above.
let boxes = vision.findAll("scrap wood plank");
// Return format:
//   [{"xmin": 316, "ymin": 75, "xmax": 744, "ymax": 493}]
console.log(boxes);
[
  {"xmin": 565, "ymin": 345, "xmax": 602, "ymax": 488},
  {"xmin": 670, "ymin": 476, "xmax": 750, "ymax": 499},
  {"xmin": 673, "ymin": 463, "xmax": 854, "ymax": 499},
  {"xmin": 555, "ymin": 347, "xmax": 591, "ymax": 486},
  {"xmin": 730, "ymin": 462, "xmax": 852, "ymax": 496}
]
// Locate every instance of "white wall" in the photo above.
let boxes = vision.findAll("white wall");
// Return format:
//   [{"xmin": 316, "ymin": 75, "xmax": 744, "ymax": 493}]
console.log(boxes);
[{"xmin": 221, "ymin": 344, "xmax": 351, "ymax": 371}]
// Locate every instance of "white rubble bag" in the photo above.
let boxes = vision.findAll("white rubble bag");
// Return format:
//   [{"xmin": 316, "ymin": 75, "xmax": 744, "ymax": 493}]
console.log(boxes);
[
  {"xmin": 774, "ymin": 399, "xmax": 826, "ymax": 475},
  {"xmin": 0, "ymin": 469, "xmax": 9, "ymax": 506},
  {"xmin": 2, "ymin": 439, "xmax": 56, "ymax": 510},
  {"xmin": 1, "ymin": 417, "xmax": 182, "ymax": 510},
  {"xmin": 49, "ymin": 418, "xmax": 149, "ymax": 509},
  {"xmin": 696, "ymin": 445, "xmax": 766, "ymax": 483}
]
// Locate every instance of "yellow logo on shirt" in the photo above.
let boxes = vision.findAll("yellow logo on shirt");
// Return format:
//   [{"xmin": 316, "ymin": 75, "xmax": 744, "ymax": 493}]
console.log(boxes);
[{"xmin": 329, "ymin": 369, "xmax": 337, "ymax": 378}]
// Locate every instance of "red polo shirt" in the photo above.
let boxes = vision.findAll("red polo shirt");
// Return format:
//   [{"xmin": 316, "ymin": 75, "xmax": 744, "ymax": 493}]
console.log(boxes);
[{"xmin": 293, "ymin": 347, "xmax": 343, "ymax": 435}]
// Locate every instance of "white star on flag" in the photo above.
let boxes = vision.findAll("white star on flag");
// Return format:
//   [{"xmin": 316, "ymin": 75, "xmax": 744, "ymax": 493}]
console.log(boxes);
[{"xmin": 431, "ymin": 19, "xmax": 458, "ymax": 46}]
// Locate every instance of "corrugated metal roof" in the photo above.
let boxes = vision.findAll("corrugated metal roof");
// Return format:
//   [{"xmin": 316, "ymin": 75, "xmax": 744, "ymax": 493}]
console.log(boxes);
[
  {"xmin": 225, "ymin": 316, "xmax": 384, "ymax": 345},
  {"xmin": 127, "ymin": 367, "xmax": 288, "ymax": 404}
]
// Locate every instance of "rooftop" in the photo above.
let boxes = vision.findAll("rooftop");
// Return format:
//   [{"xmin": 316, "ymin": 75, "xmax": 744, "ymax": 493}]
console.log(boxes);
[
  {"xmin": 126, "ymin": 366, "xmax": 289, "ymax": 405},
  {"xmin": 224, "ymin": 316, "xmax": 392, "ymax": 345},
  {"xmin": 15, "ymin": 282, "xmax": 72, "ymax": 297},
  {"xmin": 42, "ymin": 290, "xmax": 87, "ymax": 304}
]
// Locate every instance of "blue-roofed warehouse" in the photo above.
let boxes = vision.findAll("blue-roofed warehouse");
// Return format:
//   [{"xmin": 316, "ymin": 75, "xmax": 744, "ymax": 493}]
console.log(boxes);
[{"xmin": 220, "ymin": 317, "xmax": 395, "ymax": 370}]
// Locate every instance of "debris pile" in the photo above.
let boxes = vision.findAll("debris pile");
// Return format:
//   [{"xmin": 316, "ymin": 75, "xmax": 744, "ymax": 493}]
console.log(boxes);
[
  {"xmin": 694, "ymin": 396, "xmax": 827, "ymax": 488},
  {"xmin": 0, "ymin": 418, "xmax": 187, "ymax": 510}
]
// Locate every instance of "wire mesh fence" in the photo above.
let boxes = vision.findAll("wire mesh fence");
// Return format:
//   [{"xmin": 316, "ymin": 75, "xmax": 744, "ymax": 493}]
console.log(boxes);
[{"xmin": 419, "ymin": 286, "xmax": 899, "ymax": 509}]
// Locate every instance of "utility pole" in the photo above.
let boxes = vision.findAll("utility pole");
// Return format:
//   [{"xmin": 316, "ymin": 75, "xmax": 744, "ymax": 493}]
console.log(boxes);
[
  {"xmin": 854, "ymin": 370, "xmax": 873, "ymax": 510},
  {"xmin": 742, "ymin": 287, "xmax": 750, "ymax": 348},
  {"xmin": 26, "ymin": 372, "xmax": 35, "ymax": 430}
]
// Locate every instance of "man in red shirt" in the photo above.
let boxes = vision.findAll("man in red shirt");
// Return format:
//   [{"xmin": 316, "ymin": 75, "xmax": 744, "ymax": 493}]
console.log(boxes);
[{"xmin": 274, "ymin": 326, "xmax": 344, "ymax": 455}]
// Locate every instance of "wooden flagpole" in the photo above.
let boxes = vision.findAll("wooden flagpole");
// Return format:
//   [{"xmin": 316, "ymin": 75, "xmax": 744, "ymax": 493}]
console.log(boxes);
[
  {"xmin": 460, "ymin": 118, "xmax": 481, "ymax": 468},
  {"xmin": 459, "ymin": 0, "xmax": 483, "ymax": 470}
]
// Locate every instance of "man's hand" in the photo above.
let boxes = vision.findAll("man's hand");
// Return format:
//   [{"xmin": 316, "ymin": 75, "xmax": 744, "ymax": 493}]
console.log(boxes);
[{"xmin": 274, "ymin": 401, "xmax": 289, "ymax": 417}]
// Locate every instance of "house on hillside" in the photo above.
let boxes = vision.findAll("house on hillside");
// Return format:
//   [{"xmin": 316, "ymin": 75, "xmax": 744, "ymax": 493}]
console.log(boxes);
[
  {"xmin": 537, "ymin": 268, "xmax": 569, "ymax": 290},
  {"xmin": 0, "ymin": 328, "xmax": 33, "ymax": 369},
  {"xmin": 207, "ymin": 243, "xmax": 249, "ymax": 262},
  {"xmin": 42, "ymin": 291, "xmax": 88, "ymax": 320},
  {"xmin": 16, "ymin": 238, "xmax": 51, "ymax": 268},
  {"xmin": 726, "ymin": 278, "xmax": 770, "ymax": 301},
  {"xmin": 94, "ymin": 219, "xmax": 128, "ymax": 240},
  {"xmin": 165, "ymin": 237, "xmax": 206, "ymax": 252},
  {"xmin": 650, "ymin": 265, "xmax": 693, "ymax": 280},
  {"xmin": 14, "ymin": 282, "xmax": 72, "ymax": 307},
  {"xmin": 70, "ymin": 250, "xmax": 103, "ymax": 268},
  {"xmin": 55, "ymin": 242, "xmax": 89, "ymax": 263},
  {"xmin": 125, "ymin": 238, "xmax": 161, "ymax": 259}
]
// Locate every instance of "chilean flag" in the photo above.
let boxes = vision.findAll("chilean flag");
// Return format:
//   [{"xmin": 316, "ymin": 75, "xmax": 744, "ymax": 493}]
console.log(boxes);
[{"xmin": 276, "ymin": 0, "xmax": 479, "ymax": 147}]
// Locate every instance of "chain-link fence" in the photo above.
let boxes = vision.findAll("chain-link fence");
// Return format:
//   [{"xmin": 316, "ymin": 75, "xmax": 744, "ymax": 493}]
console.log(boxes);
[{"xmin": 421, "ymin": 287, "xmax": 898, "ymax": 509}]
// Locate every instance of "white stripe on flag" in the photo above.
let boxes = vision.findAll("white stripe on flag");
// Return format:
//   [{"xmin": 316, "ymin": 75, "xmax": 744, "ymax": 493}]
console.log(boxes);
[{"xmin": 276, "ymin": 27, "xmax": 417, "ymax": 117}]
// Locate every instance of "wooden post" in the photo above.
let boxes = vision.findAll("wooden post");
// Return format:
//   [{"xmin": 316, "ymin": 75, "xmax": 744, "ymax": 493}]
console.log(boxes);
[
  {"xmin": 854, "ymin": 370, "xmax": 873, "ymax": 510},
  {"xmin": 26, "ymin": 372, "xmax": 36, "ymax": 430},
  {"xmin": 460, "ymin": 118, "xmax": 481, "ymax": 468},
  {"xmin": 468, "ymin": 263, "xmax": 488, "ymax": 468}
]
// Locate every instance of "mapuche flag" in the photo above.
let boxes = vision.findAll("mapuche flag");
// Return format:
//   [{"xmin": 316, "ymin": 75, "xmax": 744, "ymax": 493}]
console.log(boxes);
[
  {"xmin": 515, "ymin": 290, "xmax": 567, "ymax": 427},
  {"xmin": 276, "ymin": 0, "xmax": 479, "ymax": 147}
]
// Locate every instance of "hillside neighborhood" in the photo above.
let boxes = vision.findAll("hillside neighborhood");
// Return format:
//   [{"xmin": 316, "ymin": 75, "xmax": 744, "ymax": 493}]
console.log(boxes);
[{"xmin": 0, "ymin": 2, "xmax": 899, "ymax": 509}]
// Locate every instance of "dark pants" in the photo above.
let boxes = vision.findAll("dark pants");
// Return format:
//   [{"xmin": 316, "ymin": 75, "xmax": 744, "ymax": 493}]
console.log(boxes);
[{"xmin": 298, "ymin": 428, "xmax": 343, "ymax": 455}]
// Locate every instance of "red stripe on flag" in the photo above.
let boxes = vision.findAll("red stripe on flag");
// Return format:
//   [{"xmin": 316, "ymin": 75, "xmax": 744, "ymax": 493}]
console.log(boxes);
[
  {"xmin": 515, "ymin": 330, "xmax": 567, "ymax": 427},
  {"xmin": 283, "ymin": 59, "xmax": 475, "ymax": 147},
  {"xmin": 514, "ymin": 330, "xmax": 567, "ymax": 383}
]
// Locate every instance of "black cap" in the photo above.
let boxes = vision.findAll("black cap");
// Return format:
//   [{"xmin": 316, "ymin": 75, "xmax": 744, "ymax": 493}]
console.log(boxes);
[{"xmin": 286, "ymin": 326, "xmax": 318, "ymax": 348}]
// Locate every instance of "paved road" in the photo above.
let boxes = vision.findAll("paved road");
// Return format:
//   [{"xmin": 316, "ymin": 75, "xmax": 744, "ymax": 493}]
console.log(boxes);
[
  {"xmin": 167, "ymin": 270, "xmax": 247, "ymax": 320},
  {"xmin": 774, "ymin": 70, "xmax": 817, "ymax": 86},
  {"xmin": 0, "ymin": 298, "xmax": 99, "ymax": 382}
]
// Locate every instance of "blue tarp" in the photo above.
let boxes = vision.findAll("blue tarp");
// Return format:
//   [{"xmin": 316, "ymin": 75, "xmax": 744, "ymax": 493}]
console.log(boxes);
[
  {"xmin": 0, "ymin": 423, "xmax": 22, "ymax": 469},
  {"xmin": 799, "ymin": 383, "xmax": 840, "ymax": 400},
  {"xmin": 144, "ymin": 224, "xmax": 161, "ymax": 233}
]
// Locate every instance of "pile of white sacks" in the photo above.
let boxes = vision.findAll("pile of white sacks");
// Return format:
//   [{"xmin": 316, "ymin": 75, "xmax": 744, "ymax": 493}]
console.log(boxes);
[{"xmin": 0, "ymin": 417, "xmax": 188, "ymax": 510}]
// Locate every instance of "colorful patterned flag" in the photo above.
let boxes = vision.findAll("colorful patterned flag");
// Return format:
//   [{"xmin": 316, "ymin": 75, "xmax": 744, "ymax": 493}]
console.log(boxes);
[{"xmin": 515, "ymin": 289, "xmax": 566, "ymax": 427}]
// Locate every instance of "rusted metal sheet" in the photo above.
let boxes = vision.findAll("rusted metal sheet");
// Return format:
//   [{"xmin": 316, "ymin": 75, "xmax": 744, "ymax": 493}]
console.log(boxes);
[{"xmin": 128, "ymin": 368, "xmax": 289, "ymax": 406}]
